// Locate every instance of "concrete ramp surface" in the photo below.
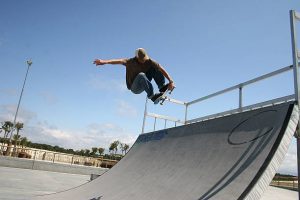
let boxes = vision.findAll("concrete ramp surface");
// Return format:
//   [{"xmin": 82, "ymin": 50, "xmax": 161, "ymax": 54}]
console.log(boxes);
[{"xmin": 33, "ymin": 102, "xmax": 299, "ymax": 200}]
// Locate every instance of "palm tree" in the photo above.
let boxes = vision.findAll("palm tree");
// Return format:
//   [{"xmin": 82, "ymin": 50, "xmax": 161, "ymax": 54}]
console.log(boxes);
[
  {"xmin": 109, "ymin": 143, "xmax": 114, "ymax": 159},
  {"xmin": 20, "ymin": 137, "xmax": 28, "ymax": 148},
  {"xmin": 124, "ymin": 144, "xmax": 130, "ymax": 154},
  {"xmin": 109, "ymin": 141, "xmax": 119, "ymax": 159},
  {"xmin": 98, "ymin": 147, "xmax": 105, "ymax": 156},
  {"xmin": 120, "ymin": 143, "xmax": 125, "ymax": 155},
  {"xmin": 1, "ymin": 121, "xmax": 14, "ymax": 155},
  {"xmin": 1, "ymin": 121, "xmax": 13, "ymax": 154},
  {"xmin": 91, "ymin": 147, "xmax": 98, "ymax": 156},
  {"xmin": 14, "ymin": 122, "xmax": 23, "ymax": 142},
  {"xmin": 2, "ymin": 121, "xmax": 14, "ymax": 139},
  {"xmin": 12, "ymin": 134, "xmax": 21, "ymax": 146},
  {"xmin": 14, "ymin": 122, "xmax": 23, "ymax": 150},
  {"xmin": 84, "ymin": 149, "xmax": 90, "ymax": 156},
  {"xmin": 79, "ymin": 149, "xmax": 85, "ymax": 156},
  {"xmin": 112, "ymin": 140, "xmax": 120, "ymax": 155}
]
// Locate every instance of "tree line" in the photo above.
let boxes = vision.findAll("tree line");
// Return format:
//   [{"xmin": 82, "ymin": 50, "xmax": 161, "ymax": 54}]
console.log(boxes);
[{"xmin": 1, "ymin": 121, "xmax": 131, "ymax": 160}]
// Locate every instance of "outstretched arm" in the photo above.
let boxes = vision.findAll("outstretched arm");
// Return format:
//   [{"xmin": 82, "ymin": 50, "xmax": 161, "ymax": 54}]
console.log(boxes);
[
  {"xmin": 93, "ymin": 58, "xmax": 127, "ymax": 66},
  {"xmin": 157, "ymin": 65, "xmax": 175, "ymax": 90}
]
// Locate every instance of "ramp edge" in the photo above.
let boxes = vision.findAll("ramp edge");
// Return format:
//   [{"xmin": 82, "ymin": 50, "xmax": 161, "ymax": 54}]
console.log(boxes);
[{"xmin": 244, "ymin": 104, "xmax": 299, "ymax": 200}]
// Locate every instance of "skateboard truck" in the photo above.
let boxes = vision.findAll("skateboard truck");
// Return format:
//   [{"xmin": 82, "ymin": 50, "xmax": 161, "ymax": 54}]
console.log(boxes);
[{"xmin": 160, "ymin": 87, "xmax": 175, "ymax": 105}]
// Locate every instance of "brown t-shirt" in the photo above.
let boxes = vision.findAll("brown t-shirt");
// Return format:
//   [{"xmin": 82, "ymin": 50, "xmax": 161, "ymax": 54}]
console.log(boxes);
[{"xmin": 123, "ymin": 57, "xmax": 160, "ymax": 89}]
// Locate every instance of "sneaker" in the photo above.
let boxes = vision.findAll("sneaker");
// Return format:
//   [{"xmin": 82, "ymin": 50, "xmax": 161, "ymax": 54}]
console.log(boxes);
[
  {"xmin": 159, "ymin": 83, "xmax": 169, "ymax": 93},
  {"xmin": 151, "ymin": 93, "xmax": 163, "ymax": 104}
]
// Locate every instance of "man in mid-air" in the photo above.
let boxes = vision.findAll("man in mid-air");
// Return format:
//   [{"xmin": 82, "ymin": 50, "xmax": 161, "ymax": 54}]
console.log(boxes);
[{"xmin": 93, "ymin": 48, "xmax": 175, "ymax": 104}]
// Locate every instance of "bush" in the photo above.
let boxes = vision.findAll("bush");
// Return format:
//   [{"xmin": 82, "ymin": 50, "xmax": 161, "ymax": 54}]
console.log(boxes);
[
  {"xmin": 84, "ymin": 161, "xmax": 93, "ymax": 166},
  {"xmin": 18, "ymin": 152, "xmax": 31, "ymax": 159}
]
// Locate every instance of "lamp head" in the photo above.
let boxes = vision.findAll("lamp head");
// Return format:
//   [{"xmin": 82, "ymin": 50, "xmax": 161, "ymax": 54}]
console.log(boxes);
[{"xmin": 27, "ymin": 59, "xmax": 32, "ymax": 66}]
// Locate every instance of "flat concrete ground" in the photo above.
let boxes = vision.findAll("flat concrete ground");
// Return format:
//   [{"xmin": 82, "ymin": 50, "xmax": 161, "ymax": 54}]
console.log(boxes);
[
  {"xmin": 0, "ymin": 166, "xmax": 90, "ymax": 200},
  {"xmin": 0, "ymin": 166, "xmax": 297, "ymax": 200}
]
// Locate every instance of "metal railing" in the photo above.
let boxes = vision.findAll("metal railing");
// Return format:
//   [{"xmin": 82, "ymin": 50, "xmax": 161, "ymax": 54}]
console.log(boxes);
[
  {"xmin": 142, "ymin": 64, "xmax": 296, "ymax": 133},
  {"xmin": 185, "ymin": 65, "xmax": 296, "ymax": 124},
  {"xmin": 141, "ymin": 98, "xmax": 187, "ymax": 133}
]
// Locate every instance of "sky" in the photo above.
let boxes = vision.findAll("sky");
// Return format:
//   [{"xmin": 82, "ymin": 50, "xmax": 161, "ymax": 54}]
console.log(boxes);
[{"xmin": 1, "ymin": 0, "xmax": 300, "ymax": 175}]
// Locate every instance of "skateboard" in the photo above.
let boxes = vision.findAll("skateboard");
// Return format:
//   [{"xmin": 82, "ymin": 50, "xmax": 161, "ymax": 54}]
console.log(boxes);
[{"xmin": 159, "ymin": 87, "xmax": 175, "ymax": 105}]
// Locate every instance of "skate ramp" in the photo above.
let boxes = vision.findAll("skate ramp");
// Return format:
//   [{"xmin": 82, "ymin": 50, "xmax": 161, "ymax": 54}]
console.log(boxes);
[{"xmin": 33, "ymin": 102, "xmax": 299, "ymax": 200}]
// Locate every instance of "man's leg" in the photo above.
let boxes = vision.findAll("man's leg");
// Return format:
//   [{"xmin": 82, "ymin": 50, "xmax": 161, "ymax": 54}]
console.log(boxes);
[
  {"xmin": 131, "ymin": 73, "xmax": 154, "ymax": 98},
  {"xmin": 131, "ymin": 73, "xmax": 163, "ymax": 104},
  {"xmin": 145, "ymin": 67, "xmax": 165, "ymax": 90}
]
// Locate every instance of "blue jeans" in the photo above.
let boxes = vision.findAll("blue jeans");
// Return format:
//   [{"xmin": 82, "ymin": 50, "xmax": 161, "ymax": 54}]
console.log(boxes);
[{"xmin": 130, "ymin": 68, "xmax": 165, "ymax": 98}]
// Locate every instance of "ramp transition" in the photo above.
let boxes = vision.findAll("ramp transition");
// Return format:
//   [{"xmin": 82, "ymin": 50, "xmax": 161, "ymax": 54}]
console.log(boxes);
[{"xmin": 33, "ymin": 102, "xmax": 299, "ymax": 200}]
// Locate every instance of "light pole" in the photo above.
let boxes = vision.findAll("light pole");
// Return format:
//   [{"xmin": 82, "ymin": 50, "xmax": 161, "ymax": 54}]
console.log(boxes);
[{"xmin": 9, "ymin": 59, "xmax": 32, "ymax": 143}]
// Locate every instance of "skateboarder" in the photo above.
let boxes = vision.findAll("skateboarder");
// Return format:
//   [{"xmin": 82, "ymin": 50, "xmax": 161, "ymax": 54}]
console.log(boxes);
[{"xmin": 93, "ymin": 48, "xmax": 175, "ymax": 104}]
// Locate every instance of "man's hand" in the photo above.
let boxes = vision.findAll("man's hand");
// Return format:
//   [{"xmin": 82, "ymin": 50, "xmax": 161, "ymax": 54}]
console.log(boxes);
[
  {"xmin": 93, "ymin": 59, "xmax": 106, "ymax": 66},
  {"xmin": 168, "ymin": 81, "xmax": 176, "ymax": 91}
]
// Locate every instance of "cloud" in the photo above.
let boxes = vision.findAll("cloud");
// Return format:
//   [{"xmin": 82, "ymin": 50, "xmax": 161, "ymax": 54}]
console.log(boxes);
[
  {"xmin": 278, "ymin": 140, "xmax": 297, "ymax": 175},
  {"xmin": 0, "ymin": 104, "xmax": 137, "ymax": 151},
  {"xmin": 22, "ymin": 121, "xmax": 137, "ymax": 152},
  {"xmin": 87, "ymin": 74, "xmax": 127, "ymax": 92},
  {"xmin": 0, "ymin": 104, "xmax": 37, "ymax": 124},
  {"xmin": 25, "ymin": 123, "xmax": 73, "ymax": 145},
  {"xmin": 82, "ymin": 123, "xmax": 136, "ymax": 148},
  {"xmin": 116, "ymin": 100, "xmax": 138, "ymax": 117}
]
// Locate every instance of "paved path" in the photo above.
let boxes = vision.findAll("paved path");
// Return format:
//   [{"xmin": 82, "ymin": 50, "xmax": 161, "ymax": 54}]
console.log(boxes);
[
  {"xmin": 262, "ymin": 186, "xmax": 297, "ymax": 200},
  {"xmin": 0, "ymin": 167, "xmax": 89, "ymax": 200}
]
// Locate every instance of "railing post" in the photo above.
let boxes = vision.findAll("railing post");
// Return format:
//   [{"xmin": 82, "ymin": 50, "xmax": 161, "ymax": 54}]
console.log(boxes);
[
  {"xmin": 297, "ymin": 134, "xmax": 300, "ymax": 199},
  {"xmin": 239, "ymin": 86, "xmax": 243, "ymax": 110},
  {"xmin": 32, "ymin": 150, "xmax": 37, "ymax": 169},
  {"xmin": 154, "ymin": 117, "xmax": 157, "ymax": 131},
  {"xmin": 291, "ymin": 10, "xmax": 300, "ymax": 104},
  {"xmin": 33, "ymin": 150, "xmax": 37, "ymax": 160},
  {"xmin": 185, "ymin": 104, "xmax": 189, "ymax": 124},
  {"xmin": 142, "ymin": 97, "xmax": 148, "ymax": 133}
]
